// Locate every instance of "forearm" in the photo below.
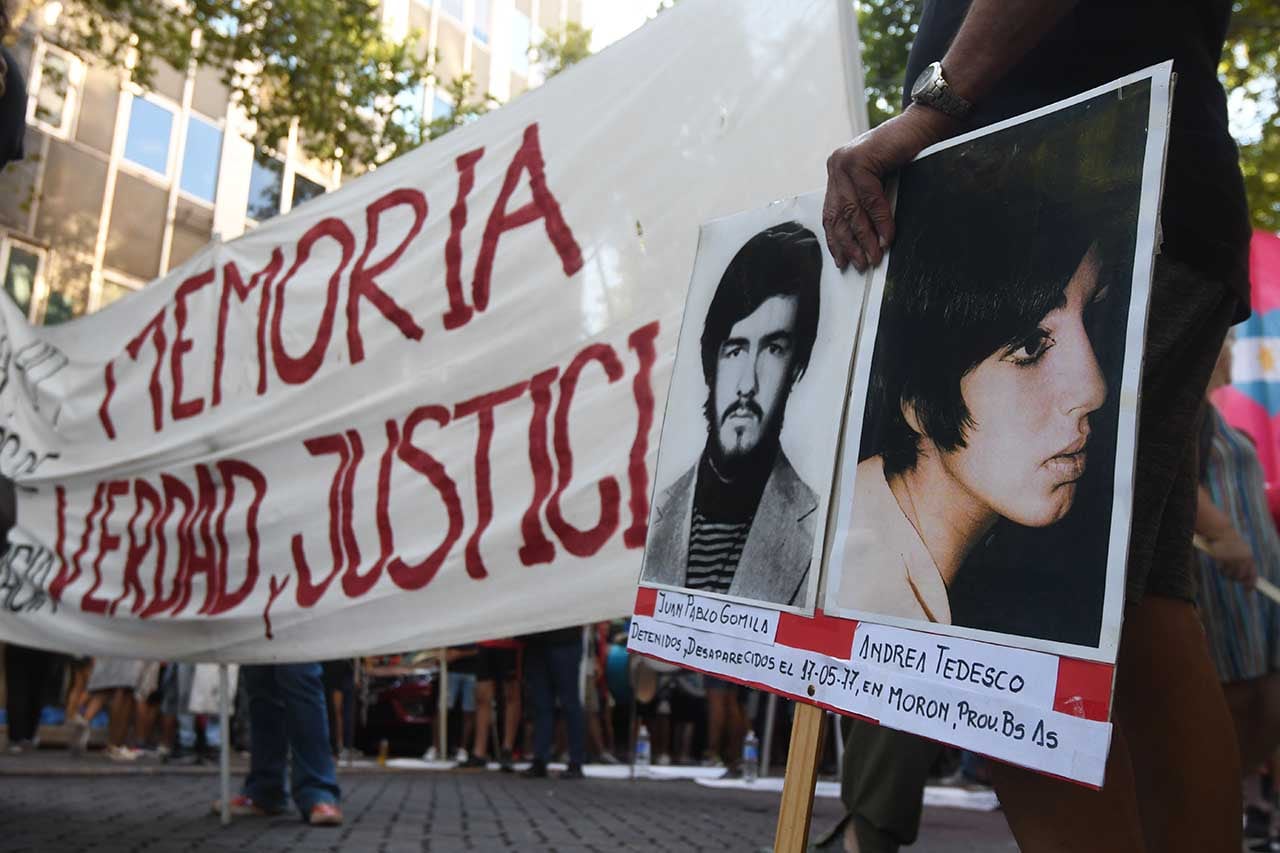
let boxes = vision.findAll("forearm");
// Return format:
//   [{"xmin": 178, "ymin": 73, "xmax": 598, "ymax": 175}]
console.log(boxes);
[
  {"xmin": 1195, "ymin": 485, "xmax": 1234, "ymax": 541},
  {"xmin": 941, "ymin": 1, "xmax": 1079, "ymax": 104}
]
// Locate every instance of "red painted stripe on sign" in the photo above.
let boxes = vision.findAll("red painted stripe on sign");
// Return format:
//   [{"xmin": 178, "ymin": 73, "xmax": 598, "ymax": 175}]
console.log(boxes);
[
  {"xmin": 775, "ymin": 609, "xmax": 858, "ymax": 659},
  {"xmin": 634, "ymin": 587, "xmax": 657, "ymax": 616},
  {"xmin": 1053, "ymin": 657, "xmax": 1115, "ymax": 722}
]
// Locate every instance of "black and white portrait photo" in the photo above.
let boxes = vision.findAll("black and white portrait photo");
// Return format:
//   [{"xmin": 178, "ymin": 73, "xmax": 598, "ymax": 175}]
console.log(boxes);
[
  {"xmin": 826, "ymin": 71, "xmax": 1168, "ymax": 659},
  {"xmin": 641, "ymin": 198, "xmax": 862, "ymax": 612}
]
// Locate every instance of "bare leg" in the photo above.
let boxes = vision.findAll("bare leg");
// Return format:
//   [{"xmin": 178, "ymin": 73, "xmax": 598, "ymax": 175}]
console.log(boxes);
[
  {"xmin": 993, "ymin": 597, "xmax": 1240, "ymax": 852},
  {"xmin": 331, "ymin": 689, "xmax": 345, "ymax": 755},
  {"xmin": 706, "ymin": 691, "xmax": 726, "ymax": 762},
  {"xmin": 1224, "ymin": 673, "xmax": 1280, "ymax": 774},
  {"xmin": 81, "ymin": 691, "xmax": 107, "ymax": 726},
  {"xmin": 461, "ymin": 711, "xmax": 475, "ymax": 757},
  {"xmin": 501, "ymin": 677, "xmax": 521, "ymax": 752},
  {"xmin": 473, "ymin": 679, "xmax": 495, "ymax": 759},
  {"xmin": 107, "ymin": 689, "xmax": 133, "ymax": 748}
]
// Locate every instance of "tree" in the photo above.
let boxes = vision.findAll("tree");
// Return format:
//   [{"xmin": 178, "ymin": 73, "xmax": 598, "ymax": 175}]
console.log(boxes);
[
  {"xmin": 854, "ymin": 0, "xmax": 1280, "ymax": 230},
  {"xmin": 533, "ymin": 21, "xmax": 592, "ymax": 78},
  {"xmin": 426, "ymin": 73, "xmax": 499, "ymax": 141},
  {"xmin": 17, "ymin": 0, "xmax": 432, "ymax": 173},
  {"xmin": 1223, "ymin": 0, "xmax": 1280, "ymax": 231},
  {"xmin": 857, "ymin": 0, "xmax": 917, "ymax": 128}
]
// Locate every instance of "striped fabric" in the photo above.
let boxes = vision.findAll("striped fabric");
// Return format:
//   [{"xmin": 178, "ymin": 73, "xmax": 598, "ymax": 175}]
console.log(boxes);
[
  {"xmin": 685, "ymin": 507, "xmax": 752, "ymax": 595},
  {"xmin": 1197, "ymin": 407, "xmax": 1280, "ymax": 682}
]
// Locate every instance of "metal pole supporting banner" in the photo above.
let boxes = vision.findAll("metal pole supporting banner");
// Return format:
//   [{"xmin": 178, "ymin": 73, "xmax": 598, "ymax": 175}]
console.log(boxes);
[
  {"xmin": 437, "ymin": 651, "xmax": 448, "ymax": 761},
  {"xmin": 761, "ymin": 692, "xmax": 778, "ymax": 779},
  {"xmin": 218, "ymin": 664, "xmax": 231, "ymax": 827},
  {"xmin": 832, "ymin": 712, "xmax": 845, "ymax": 780}
]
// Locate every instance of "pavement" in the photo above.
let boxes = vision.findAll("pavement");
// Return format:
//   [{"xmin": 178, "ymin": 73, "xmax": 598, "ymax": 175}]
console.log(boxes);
[{"xmin": 0, "ymin": 749, "xmax": 1019, "ymax": 852}]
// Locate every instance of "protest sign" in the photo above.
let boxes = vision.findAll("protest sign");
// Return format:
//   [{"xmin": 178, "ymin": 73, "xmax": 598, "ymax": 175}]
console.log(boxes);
[
  {"xmin": 0, "ymin": 0, "xmax": 868, "ymax": 662},
  {"xmin": 631, "ymin": 63, "xmax": 1173, "ymax": 786}
]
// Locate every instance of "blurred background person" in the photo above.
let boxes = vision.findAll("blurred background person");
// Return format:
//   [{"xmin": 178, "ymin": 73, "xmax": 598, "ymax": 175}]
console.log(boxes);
[
  {"xmin": 3, "ymin": 642, "xmax": 58, "ymax": 752},
  {"xmin": 1196, "ymin": 338, "xmax": 1280, "ymax": 842},
  {"xmin": 461, "ymin": 638, "xmax": 522, "ymax": 769},
  {"xmin": 521, "ymin": 626, "xmax": 585, "ymax": 779},
  {"xmin": 75, "ymin": 657, "xmax": 144, "ymax": 760}
]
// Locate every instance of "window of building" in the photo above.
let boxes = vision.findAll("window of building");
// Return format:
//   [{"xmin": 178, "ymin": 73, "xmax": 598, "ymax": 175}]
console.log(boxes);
[
  {"xmin": 123, "ymin": 96, "xmax": 175, "ymax": 177},
  {"xmin": 29, "ymin": 45, "xmax": 79, "ymax": 135},
  {"xmin": 246, "ymin": 153, "xmax": 285, "ymax": 221},
  {"xmin": 473, "ymin": 0, "xmax": 490, "ymax": 43},
  {"xmin": 180, "ymin": 115, "xmax": 222, "ymax": 204},
  {"xmin": 440, "ymin": 0, "xmax": 466, "ymax": 21},
  {"xmin": 291, "ymin": 173, "xmax": 327, "ymax": 211},
  {"xmin": 2, "ymin": 242, "xmax": 40, "ymax": 318},
  {"xmin": 511, "ymin": 11, "xmax": 532, "ymax": 76},
  {"xmin": 40, "ymin": 262, "xmax": 91, "ymax": 326},
  {"xmin": 99, "ymin": 276, "xmax": 140, "ymax": 311}
]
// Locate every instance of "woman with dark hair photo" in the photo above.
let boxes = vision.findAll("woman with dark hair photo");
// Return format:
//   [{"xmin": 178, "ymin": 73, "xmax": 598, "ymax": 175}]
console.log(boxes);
[{"xmin": 832, "ymin": 93, "xmax": 1145, "ymax": 638}]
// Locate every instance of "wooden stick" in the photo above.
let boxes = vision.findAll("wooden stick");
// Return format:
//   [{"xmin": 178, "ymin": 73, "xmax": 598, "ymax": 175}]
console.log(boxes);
[
  {"xmin": 1193, "ymin": 535, "xmax": 1280, "ymax": 604},
  {"xmin": 1257, "ymin": 577, "xmax": 1280, "ymax": 606},
  {"xmin": 774, "ymin": 702, "xmax": 827, "ymax": 852}
]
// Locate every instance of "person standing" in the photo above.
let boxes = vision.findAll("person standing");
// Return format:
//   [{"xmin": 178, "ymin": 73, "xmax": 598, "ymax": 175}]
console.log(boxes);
[
  {"xmin": 823, "ymin": 1, "xmax": 1252, "ymax": 851},
  {"xmin": 521, "ymin": 627, "xmax": 585, "ymax": 779},
  {"xmin": 461, "ymin": 638, "xmax": 522, "ymax": 770},
  {"xmin": 214, "ymin": 663, "xmax": 342, "ymax": 825},
  {"xmin": 3, "ymin": 642, "xmax": 58, "ymax": 752},
  {"xmin": 1195, "ymin": 341, "xmax": 1280, "ymax": 841},
  {"xmin": 76, "ymin": 657, "xmax": 144, "ymax": 761}
]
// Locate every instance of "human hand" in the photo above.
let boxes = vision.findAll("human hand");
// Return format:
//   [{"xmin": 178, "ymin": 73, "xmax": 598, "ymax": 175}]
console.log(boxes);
[
  {"xmin": 1203, "ymin": 530, "xmax": 1257, "ymax": 589},
  {"xmin": 822, "ymin": 105, "xmax": 957, "ymax": 272}
]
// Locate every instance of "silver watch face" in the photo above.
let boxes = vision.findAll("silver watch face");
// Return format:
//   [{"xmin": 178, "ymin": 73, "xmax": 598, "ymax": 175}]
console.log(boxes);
[{"xmin": 911, "ymin": 62, "xmax": 942, "ymax": 100}]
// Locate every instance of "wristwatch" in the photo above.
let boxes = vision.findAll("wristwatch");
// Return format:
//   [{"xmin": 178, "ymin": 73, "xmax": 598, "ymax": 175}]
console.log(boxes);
[{"xmin": 910, "ymin": 61, "xmax": 972, "ymax": 120}]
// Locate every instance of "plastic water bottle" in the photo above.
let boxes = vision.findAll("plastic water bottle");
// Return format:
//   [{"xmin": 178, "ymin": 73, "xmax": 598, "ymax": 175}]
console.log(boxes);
[
  {"xmin": 635, "ymin": 725, "xmax": 651, "ymax": 776},
  {"xmin": 742, "ymin": 730, "xmax": 759, "ymax": 783}
]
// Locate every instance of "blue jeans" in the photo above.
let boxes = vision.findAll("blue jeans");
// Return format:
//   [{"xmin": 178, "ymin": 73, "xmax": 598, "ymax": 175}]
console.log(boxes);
[
  {"xmin": 240, "ymin": 663, "xmax": 340, "ymax": 816},
  {"xmin": 526, "ymin": 641, "xmax": 585, "ymax": 766}
]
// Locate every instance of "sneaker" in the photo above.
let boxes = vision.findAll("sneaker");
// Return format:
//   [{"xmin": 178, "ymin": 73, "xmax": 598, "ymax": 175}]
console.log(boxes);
[
  {"xmin": 5, "ymin": 743, "xmax": 23, "ymax": 754},
  {"xmin": 657, "ymin": 753, "xmax": 672, "ymax": 767},
  {"xmin": 454, "ymin": 748, "xmax": 468, "ymax": 763},
  {"xmin": 423, "ymin": 746, "xmax": 439, "ymax": 762},
  {"xmin": 106, "ymin": 745, "xmax": 139, "ymax": 762},
  {"xmin": 458, "ymin": 754, "xmax": 488, "ymax": 769},
  {"xmin": 596, "ymin": 751, "xmax": 621, "ymax": 765},
  {"xmin": 560, "ymin": 763, "xmax": 585, "ymax": 780},
  {"xmin": 211, "ymin": 794, "xmax": 281, "ymax": 818},
  {"xmin": 521, "ymin": 760, "xmax": 548, "ymax": 779},
  {"xmin": 307, "ymin": 802, "xmax": 343, "ymax": 826}
]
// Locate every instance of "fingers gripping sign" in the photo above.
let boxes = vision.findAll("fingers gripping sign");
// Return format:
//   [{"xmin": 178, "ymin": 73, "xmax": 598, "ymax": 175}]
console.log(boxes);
[{"xmin": 822, "ymin": 107, "xmax": 960, "ymax": 272}]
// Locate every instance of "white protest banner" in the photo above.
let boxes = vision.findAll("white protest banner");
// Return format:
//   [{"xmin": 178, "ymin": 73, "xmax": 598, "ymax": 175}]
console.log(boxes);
[{"xmin": 0, "ymin": 0, "xmax": 868, "ymax": 662}]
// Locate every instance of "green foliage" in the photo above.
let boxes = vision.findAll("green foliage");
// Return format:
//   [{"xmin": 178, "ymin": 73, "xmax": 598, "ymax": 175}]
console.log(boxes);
[
  {"xmin": 426, "ymin": 73, "xmax": 498, "ymax": 141},
  {"xmin": 533, "ymin": 21, "xmax": 592, "ymax": 78},
  {"xmin": 855, "ymin": 0, "xmax": 1280, "ymax": 231},
  {"xmin": 30, "ymin": 0, "xmax": 432, "ymax": 172},
  {"xmin": 857, "ymin": 0, "xmax": 917, "ymax": 128},
  {"xmin": 1224, "ymin": 0, "xmax": 1280, "ymax": 231}
]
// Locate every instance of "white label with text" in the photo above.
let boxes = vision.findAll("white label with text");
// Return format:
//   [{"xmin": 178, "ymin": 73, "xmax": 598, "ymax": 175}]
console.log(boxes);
[
  {"xmin": 852, "ymin": 622, "xmax": 1061, "ymax": 710},
  {"xmin": 649, "ymin": 590, "xmax": 779, "ymax": 645},
  {"xmin": 628, "ymin": 616, "xmax": 1110, "ymax": 787}
]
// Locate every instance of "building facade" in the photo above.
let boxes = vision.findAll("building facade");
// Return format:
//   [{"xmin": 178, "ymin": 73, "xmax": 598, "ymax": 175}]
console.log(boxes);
[{"xmin": 0, "ymin": 0, "xmax": 584, "ymax": 325}]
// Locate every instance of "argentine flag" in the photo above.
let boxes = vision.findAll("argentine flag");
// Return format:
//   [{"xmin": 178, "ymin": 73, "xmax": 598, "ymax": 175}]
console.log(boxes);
[{"xmin": 1215, "ymin": 230, "xmax": 1280, "ymax": 512}]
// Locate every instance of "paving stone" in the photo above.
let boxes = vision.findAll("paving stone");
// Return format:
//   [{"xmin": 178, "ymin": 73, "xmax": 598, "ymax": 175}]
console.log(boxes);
[{"xmin": 0, "ymin": 753, "xmax": 1017, "ymax": 851}]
